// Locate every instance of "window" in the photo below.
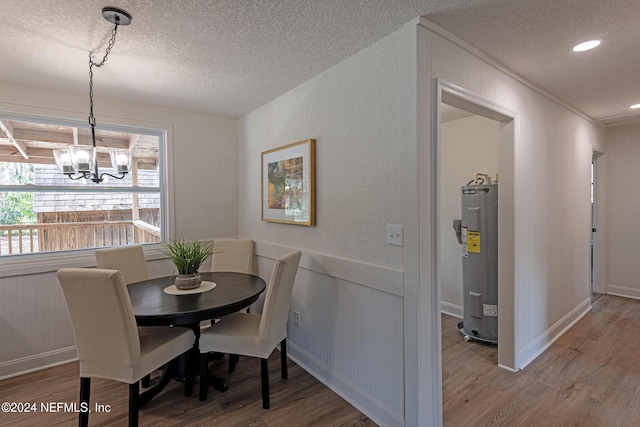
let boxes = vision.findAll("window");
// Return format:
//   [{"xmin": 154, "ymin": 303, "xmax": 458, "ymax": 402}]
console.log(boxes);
[{"xmin": 0, "ymin": 115, "xmax": 167, "ymax": 257}]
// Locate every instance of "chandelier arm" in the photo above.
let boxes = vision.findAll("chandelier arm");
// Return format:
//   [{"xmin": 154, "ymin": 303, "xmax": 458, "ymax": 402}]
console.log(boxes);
[
  {"xmin": 99, "ymin": 172, "xmax": 129, "ymax": 180},
  {"xmin": 63, "ymin": 173, "xmax": 91, "ymax": 181},
  {"xmin": 61, "ymin": 170, "xmax": 127, "ymax": 183}
]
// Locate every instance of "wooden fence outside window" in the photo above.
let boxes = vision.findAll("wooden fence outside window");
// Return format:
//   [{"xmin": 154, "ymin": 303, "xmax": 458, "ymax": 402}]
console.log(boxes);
[{"xmin": 0, "ymin": 220, "xmax": 160, "ymax": 255}]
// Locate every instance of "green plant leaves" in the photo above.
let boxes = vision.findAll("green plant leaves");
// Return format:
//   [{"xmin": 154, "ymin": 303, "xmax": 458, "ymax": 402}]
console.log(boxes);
[{"xmin": 161, "ymin": 238, "xmax": 216, "ymax": 274}]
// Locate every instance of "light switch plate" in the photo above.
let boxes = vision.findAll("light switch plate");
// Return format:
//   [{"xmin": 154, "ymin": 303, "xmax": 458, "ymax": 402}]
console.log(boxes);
[{"xmin": 387, "ymin": 224, "xmax": 403, "ymax": 246}]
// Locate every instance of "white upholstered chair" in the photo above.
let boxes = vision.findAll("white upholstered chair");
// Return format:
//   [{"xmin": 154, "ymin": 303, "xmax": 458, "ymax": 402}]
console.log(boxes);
[
  {"xmin": 95, "ymin": 245, "xmax": 149, "ymax": 284},
  {"xmin": 211, "ymin": 238, "xmax": 254, "ymax": 274},
  {"xmin": 207, "ymin": 238, "xmax": 255, "ymax": 366},
  {"xmin": 95, "ymin": 245, "xmax": 157, "ymax": 386},
  {"xmin": 198, "ymin": 250, "xmax": 302, "ymax": 407},
  {"xmin": 57, "ymin": 268, "xmax": 195, "ymax": 427}
]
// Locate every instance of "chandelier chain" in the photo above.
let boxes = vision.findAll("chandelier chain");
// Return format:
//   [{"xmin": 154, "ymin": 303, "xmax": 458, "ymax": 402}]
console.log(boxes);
[
  {"xmin": 88, "ymin": 20, "xmax": 120, "ymax": 126},
  {"xmin": 53, "ymin": 7, "xmax": 131, "ymax": 183}
]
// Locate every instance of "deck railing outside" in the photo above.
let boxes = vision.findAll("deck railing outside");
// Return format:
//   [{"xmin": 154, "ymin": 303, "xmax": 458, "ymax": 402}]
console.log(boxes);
[{"xmin": 0, "ymin": 220, "xmax": 160, "ymax": 255}]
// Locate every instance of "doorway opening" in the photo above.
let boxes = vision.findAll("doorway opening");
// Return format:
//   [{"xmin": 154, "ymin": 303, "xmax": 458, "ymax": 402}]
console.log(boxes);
[
  {"xmin": 439, "ymin": 105, "xmax": 499, "ymax": 331},
  {"xmin": 591, "ymin": 150, "xmax": 604, "ymax": 301},
  {"xmin": 432, "ymin": 79, "xmax": 517, "ymax": 371}
]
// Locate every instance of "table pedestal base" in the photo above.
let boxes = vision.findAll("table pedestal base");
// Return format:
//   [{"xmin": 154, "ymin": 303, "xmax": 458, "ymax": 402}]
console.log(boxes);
[
  {"xmin": 206, "ymin": 368, "xmax": 229, "ymax": 393},
  {"xmin": 200, "ymin": 354, "xmax": 229, "ymax": 400},
  {"xmin": 139, "ymin": 360, "xmax": 185, "ymax": 407}
]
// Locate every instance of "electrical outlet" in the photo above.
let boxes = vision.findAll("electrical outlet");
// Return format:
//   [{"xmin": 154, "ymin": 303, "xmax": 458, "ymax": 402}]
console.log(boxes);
[
  {"xmin": 293, "ymin": 311, "xmax": 301, "ymax": 327},
  {"xmin": 387, "ymin": 224, "xmax": 403, "ymax": 246}
]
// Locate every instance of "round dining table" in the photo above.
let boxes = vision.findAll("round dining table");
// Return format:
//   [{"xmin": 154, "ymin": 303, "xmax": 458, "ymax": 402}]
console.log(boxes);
[
  {"xmin": 126, "ymin": 271, "xmax": 266, "ymax": 405},
  {"xmin": 128, "ymin": 271, "xmax": 266, "ymax": 327}
]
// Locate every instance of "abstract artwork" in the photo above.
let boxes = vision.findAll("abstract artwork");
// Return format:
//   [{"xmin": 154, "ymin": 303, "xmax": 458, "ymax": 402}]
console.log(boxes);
[{"xmin": 261, "ymin": 139, "xmax": 315, "ymax": 225}]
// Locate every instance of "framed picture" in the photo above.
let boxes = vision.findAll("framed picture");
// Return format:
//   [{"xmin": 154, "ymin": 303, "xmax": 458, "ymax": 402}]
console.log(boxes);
[{"xmin": 261, "ymin": 139, "xmax": 316, "ymax": 226}]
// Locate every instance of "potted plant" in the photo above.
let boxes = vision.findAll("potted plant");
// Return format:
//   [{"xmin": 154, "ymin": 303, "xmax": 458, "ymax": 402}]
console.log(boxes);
[{"xmin": 162, "ymin": 238, "xmax": 217, "ymax": 290}]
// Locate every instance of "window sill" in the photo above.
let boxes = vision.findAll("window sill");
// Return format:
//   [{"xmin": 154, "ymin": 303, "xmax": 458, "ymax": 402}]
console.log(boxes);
[{"xmin": 0, "ymin": 245, "xmax": 167, "ymax": 278}]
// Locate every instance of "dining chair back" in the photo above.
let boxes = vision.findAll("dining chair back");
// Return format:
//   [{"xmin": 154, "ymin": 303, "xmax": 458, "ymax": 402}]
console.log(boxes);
[
  {"xmin": 208, "ymin": 238, "xmax": 255, "ymax": 334},
  {"xmin": 211, "ymin": 238, "xmax": 254, "ymax": 274},
  {"xmin": 259, "ymin": 250, "xmax": 301, "ymax": 344},
  {"xmin": 198, "ymin": 250, "xmax": 302, "ymax": 407},
  {"xmin": 95, "ymin": 245, "xmax": 149, "ymax": 284},
  {"xmin": 95, "ymin": 244, "xmax": 156, "ymax": 388},
  {"xmin": 57, "ymin": 268, "xmax": 195, "ymax": 427}
]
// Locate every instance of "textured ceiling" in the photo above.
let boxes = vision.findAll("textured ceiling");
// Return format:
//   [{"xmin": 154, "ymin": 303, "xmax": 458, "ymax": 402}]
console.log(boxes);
[
  {"xmin": 426, "ymin": 0, "xmax": 640, "ymax": 125},
  {"xmin": 1, "ymin": 0, "xmax": 639, "ymax": 124}
]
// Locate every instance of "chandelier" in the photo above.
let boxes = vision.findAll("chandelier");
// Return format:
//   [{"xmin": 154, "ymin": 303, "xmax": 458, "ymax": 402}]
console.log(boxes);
[{"xmin": 54, "ymin": 7, "xmax": 132, "ymax": 183}]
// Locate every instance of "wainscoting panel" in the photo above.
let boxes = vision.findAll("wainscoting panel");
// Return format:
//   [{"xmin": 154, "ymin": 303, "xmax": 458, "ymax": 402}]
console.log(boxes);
[
  {"xmin": 255, "ymin": 242, "xmax": 405, "ymax": 426},
  {"xmin": 0, "ymin": 255, "xmax": 175, "ymax": 380},
  {"xmin": 0, "ymin": 271, "xmax": 76, "ymax": 379},
  {"xmin": 1, "ymin": 242, "xmax": 406, "ymax": 427}
]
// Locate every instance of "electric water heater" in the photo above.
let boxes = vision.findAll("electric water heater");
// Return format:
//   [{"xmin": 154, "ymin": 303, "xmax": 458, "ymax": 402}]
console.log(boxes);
[{"xmin": 453, "ymin": 174, "xmax": 498, "ymax": 344}]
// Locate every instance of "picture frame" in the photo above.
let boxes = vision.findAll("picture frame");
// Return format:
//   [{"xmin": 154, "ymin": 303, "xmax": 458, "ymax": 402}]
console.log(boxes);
[{"xmin": 261, "ymin": 139, "xmax": 316, "ymax": 226}]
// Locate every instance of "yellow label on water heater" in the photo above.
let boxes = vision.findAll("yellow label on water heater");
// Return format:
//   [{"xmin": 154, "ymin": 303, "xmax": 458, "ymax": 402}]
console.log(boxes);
[{"xmin": 467, "ymin": 231, "xmax": 480, "ymax": 253}]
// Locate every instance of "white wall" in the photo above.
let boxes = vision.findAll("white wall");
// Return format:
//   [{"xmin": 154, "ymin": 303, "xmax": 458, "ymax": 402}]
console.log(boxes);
[
  {"xmin": 440, "ymin": 114, "xmax": 499, "ymax": 316},
  {"xmin": 237, "ymin": 37, "xmax": 403, "ymax": 269},
  {"xmin": 0, "ymin": 81, "xmax": 238, "ymax": 240},
  {"xmin": 237, "ymin": 30, "xmax": 406, "ymax": 426},
  {"xmin": 0, "ymin": 15, "xmax": 612, "ymax": 427},
  {"xmin": 0, "ymin": 80, "xmax": 238, "ymax": 376},
  {"xmin": 420, "ymin": 18, "xmax": 604, "ymax": 361},
  {"xmin": 238, "ymin": 17, "xmax": 608, "ymax": 426},
  {"xmin": 601, "ymin": 123, "xmax": 640, "ymax": 298},
  {"xmin": 405, "ymin": 19, "xmax": 607, "ymax": 425}
]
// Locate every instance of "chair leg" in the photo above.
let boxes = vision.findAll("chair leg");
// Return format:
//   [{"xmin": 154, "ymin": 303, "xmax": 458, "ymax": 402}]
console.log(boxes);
[
  {"xmin": 261, "ymin": 358, "xmax": 270, "ymax": 409},
  {"xmin": 199, "ymin": 354, "xmax": 208, "ymax": 401},
  {"xmin": 280, "ymin": 339, "xmax": 288, "ymax": 379},
  {"xmin": 184, "ymin": 350, "xmax": 193, "ymax": 397},
  {"xmin": 141, "ymin": 374, "xmax": 151, "ymax": 388},
  {"xmin": 229, "ymin": 354, "xmax": 239, "ymax": 372},
  {"xmin": 129, "ymin": 382, "xmax": 140, "ymax": 427},
  {"xmin": 79, "ymin": 377, "xmax": 91, "ymax": 427}
]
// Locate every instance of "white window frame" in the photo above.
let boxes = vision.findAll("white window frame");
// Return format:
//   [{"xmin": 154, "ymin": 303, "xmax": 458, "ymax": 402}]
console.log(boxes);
[{"xmin": 0, "ymin": 109, "xmax": 174, "ymax": 278}]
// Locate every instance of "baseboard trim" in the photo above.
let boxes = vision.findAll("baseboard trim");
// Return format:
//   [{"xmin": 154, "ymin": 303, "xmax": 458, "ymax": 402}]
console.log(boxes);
[
  {"xmin": 441, "ymin": 302, "xmax": 463, "ymax": 318},
  {"xmin": 0, "ymin": 347, "xmax": 77, "ymax": 380},
  {"xmin": 519, "ymin": 297, "xmax": 591, "ymax": 369},
  {"xmin": 287, "ymin": 341, "xmax": 404, "ymax": 427},
  {"xmin": 607, "ymin": 284, "xmax": 640, "ymax": 300},
  {"xmin": 497, "ymin": 363, "xmax": 518, "ymax": 373}
]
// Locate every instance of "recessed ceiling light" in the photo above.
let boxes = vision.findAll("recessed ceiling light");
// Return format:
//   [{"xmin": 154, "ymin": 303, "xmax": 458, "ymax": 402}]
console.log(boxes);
[
  {"xmin": 572, "ymin": 40, "xmax": 601, "ymax": 52},
  {"xmin": 630, "ymin": 104, "xmax": 640, "ymax": 109}
]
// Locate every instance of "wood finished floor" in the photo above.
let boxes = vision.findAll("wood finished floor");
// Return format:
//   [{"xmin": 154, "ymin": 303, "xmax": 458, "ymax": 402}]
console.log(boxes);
[
  {"xmin": 4, "ymin": 294, "xmax": 638, "ymax": 427},
  {"xmin": 443, "ymin": 294, "xmax": 640, "ymax": 426},
  {"xmin": 0, "ymin": 350, "xmax": 375, "ymax": 427}
]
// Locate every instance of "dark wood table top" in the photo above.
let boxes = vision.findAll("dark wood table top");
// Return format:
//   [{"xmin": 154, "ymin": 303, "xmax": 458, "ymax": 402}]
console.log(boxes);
[{"xmin": 127, "ymin": 271, "xmax": 266, "ymax": 327}]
